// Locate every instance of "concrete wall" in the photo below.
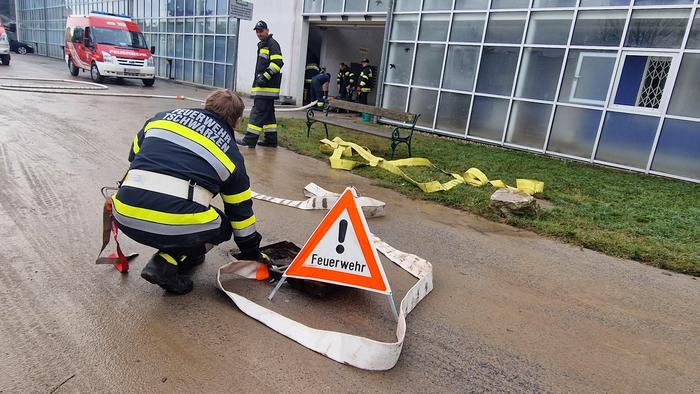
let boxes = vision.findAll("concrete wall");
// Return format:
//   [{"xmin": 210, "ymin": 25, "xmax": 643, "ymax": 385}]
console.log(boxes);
[
  {"xmin": 235, "ymin": 0, "xmax": 305, "ymax": 103},
  {"xmin": 317, "ymin": 25, "xmax": 385, "ymax": 104}
]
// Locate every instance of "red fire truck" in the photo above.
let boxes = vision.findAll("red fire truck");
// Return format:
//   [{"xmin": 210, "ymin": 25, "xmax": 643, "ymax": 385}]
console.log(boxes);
[{"xmin": 64, "ymin": 12, "xmax": 156, "ymax": 86}]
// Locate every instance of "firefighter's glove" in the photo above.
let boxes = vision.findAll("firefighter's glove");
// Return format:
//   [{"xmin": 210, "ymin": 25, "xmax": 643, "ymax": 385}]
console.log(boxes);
[
  {"xmin": 233, "ymin": 231, "xmax": 263, "ymax": 261},
  {"xmin": 255, "ymin": 73, "xmax": 268, "ymax": 85},
  {"xmin": 259, "ymin": 252, "xmax": 272, "ymax": 266}
]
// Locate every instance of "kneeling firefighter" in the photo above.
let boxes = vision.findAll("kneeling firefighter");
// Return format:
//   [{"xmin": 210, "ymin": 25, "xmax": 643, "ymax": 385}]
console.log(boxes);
[{"xmin": 112, "ymin": 90, "xmax": 266, "ymax": 294}]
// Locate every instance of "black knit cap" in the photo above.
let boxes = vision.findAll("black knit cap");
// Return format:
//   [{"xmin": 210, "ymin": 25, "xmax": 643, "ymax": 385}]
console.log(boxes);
[{"xmin": 253, "ymin": 20, "xmax": 268, "ymax": 30}]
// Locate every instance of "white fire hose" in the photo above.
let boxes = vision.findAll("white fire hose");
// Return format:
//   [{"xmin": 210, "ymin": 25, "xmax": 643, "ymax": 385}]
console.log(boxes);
[
  {"xmin": 218, "ymin": 184, "xmax": 433, "ymax": 371},
  {"xmin": 0, "ymin": 77, "xmax": 318, "ymax": 112}
]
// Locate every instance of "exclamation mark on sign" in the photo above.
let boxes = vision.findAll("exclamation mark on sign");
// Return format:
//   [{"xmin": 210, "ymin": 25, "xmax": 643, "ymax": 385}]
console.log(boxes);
[{"xmin": 336, "ymin": 219, "xmax": 348, "ymax": 254}]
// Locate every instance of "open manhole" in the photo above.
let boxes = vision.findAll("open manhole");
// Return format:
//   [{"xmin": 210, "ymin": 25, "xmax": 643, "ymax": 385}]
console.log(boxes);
[{"xmin": 235, "ymin": 241, "xmax": 343, "ymax": 298}]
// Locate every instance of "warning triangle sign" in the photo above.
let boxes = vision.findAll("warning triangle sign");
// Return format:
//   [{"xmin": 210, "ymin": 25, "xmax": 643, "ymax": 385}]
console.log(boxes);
[{"xmin": 282, "ymin": 188, "xmax": 391, "ymax": 295}]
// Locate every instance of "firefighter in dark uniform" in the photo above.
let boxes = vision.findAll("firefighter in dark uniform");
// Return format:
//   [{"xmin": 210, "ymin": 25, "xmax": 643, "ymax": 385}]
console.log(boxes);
[
  {"xmin": 310, "ymin": 70, "xmax": 331, "ymax": 109},
  {"xmin": 357, "ymin": 58, "xmax": 373, "ymax": 105},
  {"xmin": 336, "ymin": 62, "xmax": 354, "ymax": 101},
  {"xmin": 113, "ymin": 90, "xmax": 265, "ymax": 294},
  {"xmin": 238, "ymin": 21, "xmax": 284, "ymax": 148},
  {"xmin": 304, "ymin": 59, "xmax": 320, "ymax": 104}
]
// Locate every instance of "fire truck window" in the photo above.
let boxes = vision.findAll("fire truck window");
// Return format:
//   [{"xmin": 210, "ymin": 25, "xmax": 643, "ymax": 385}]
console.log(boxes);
[
  {"xmin": 73, "ymin": 27, "xmax": 83, "ymax": 43},
  {"xmin": 84, "ymin": 27, "xmax": 92, "ymax": 46}
]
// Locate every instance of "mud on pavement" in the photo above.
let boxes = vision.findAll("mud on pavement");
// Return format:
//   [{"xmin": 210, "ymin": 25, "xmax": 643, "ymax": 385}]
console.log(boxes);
[{"xmin": 1, "ymin": 55, "xmax": 699, "ymax": 393}]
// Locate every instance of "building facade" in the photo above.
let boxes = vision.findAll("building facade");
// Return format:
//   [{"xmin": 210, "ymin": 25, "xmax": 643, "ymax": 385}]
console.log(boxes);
[
  {"xmin": 15, "ymin": 0, "xmax": 700, "ymax": 182},
  {"xmin": 0, "ymin": 0, "xmax": 16, "ymax": 21}
]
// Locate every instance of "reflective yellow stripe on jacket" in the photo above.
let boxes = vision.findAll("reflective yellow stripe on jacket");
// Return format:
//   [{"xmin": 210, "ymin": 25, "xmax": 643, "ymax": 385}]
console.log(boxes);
[
  {"xmin": 221, "ymin": 188, "xmax": 252, "ymax": 204},
  {"xmin": 251, "ymin": 87, "xmax": 281, "ymax": 93},
  {"xmin": 145, "ymin": 120, "xmax": 236, "ymax": 174}
]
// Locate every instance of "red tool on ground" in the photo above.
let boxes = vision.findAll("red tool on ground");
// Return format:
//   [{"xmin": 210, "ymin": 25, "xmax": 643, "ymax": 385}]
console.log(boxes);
[{"xmin": 96, "ymin": 188, "xmax": 138, "ymax": 273}]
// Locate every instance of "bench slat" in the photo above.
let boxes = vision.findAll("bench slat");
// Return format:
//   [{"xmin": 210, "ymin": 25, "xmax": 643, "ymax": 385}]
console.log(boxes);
[
  {"xmin": 329, "ymin": 99, "xmax": 417, "ymax": 123},
  {"xmin": 319, "ymin": 116, "xmax": 393, "ymax": 139}
]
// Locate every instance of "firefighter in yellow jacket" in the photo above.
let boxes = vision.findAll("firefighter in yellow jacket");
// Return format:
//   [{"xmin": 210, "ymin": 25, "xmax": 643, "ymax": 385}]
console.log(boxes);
[
  {"xmin": 357, "ymin": 58, "xmax": 373, "ymax": 105},
  {"xmin": 238, "ymin": 21, "xmax": 284, "ymax": 148},
  {"xmin": 113, "ymin": 90, "xmax": 265, "ymax": 294}
]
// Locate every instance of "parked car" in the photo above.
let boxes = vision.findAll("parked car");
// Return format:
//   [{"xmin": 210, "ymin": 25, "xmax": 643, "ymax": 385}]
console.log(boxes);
[
  {"xmin": 0, "ymin": 25, "xmax": 10, "ymax": 65},
  {"xmin": 10, "ymin": 39, "xmax": 34, "ymax": 55}
]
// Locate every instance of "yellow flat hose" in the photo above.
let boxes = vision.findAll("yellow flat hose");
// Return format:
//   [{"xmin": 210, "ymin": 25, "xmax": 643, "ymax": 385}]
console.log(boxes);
[{"xmin": 320, "ymin": 137, "xmax": 544, "ymax": 195}]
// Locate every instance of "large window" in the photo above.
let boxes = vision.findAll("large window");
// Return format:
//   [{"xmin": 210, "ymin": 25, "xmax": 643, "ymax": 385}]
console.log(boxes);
[
  {"xmin": 651, "ymin": 119, "xmax": 700, "ymax": 179},
  {"xmin": 612, "ymin": 53, "xmax": 675, "ymax": 111},
  {"xmin": 409, "ymin": 88, "xmax": 438, "ymax": 128},
  {"xmin": 526, "ymin": 11, "xmax": 573, "ymax": 45},
  {"xmin": 559, "ymin": 50, "xmax": 617, "ymax": 106},
  {"xmin": 412, "ymin": 44, "xmax": 445, "ymax": 87},
  {"xmin": 625, "ymin": 9, "xmax": 690, "ymax": 49},
  {"xmin": 468, "ymin": 96, "xmax": 509, "ymax": 141},
  {"xmin": 436, "ymin": 93, "xmax": 471, "ymax": 133},
  {"xmin": 419, "ymin": 14, "xmax": 450, "ymax": 41},
  {"xmin": 450, "ymin": 13, "xmax": 486, "ymax": 42},
  {"xmin": 596, "ymin": 112, "xmax": 659, "ymax": 168},
  {"xmin": 379, "ymin": 1, "xmax": 700, "ymax": 182},
  {"xmin": 571, "ymin": 10, "xmax": 626, "ymax": 46},
  {"xmin": 515, "ymin": 48, "xmax": 565, "ymax": 101},
  {"xmin": 506, "ymin": 101, "xmax": 553, "ymax": 149},
  {"xmin": 548, "ymin": 106, "xmax": 602, "ymax": 158},
  {"xmin": 443, "ymin": 45, "xmax": 479, "ymax": 91},
  {"xmin": 485, "ymin": 12, "xmax": 527, "ymax": 43},
  {"xmin": 668, "ymin": 54, "xmax": 700, "ymax": 119},
  {"xmin": 386, "ymin": 43, "xmax": 415, "ymax": 84},
  {"xmin": 131, "ymin": 0, "xmax": 237, "ymax": 89},
  {"xmin": 476, "ymin": 46, "xmax": 520, "ymax": 95}
]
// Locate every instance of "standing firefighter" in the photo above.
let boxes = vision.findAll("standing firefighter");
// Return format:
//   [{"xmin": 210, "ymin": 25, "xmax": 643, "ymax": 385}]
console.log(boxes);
[
  {"xmin": 304, "ymin": 59, "xmax": 320, "ymax": 104},
  {"xmin": 113, "ymin": 90, "xmax": 266, "ymax": 294},
  {"xmin": 336, "ymin": 62, "xmax": 354, "ymax": 101},
  {"xmin": 357, "ymin": 58, "xmax": 373, "ymax": 105},
  {"xmin": 239, "ymin": 21, "xmax": 284, "ymax": 148}
]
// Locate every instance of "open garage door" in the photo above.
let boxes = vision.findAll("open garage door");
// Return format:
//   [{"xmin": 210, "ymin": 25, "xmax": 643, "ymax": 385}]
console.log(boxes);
[{"xmin": 308, "ymin": 22, "xmax": 385, "ymax": 105}]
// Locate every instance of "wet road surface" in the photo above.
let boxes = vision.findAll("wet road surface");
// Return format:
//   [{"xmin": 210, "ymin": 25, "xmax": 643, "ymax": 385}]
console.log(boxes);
[{"xmin": 1, "ymin": 56, "xmax": 698, "ymax": 393}]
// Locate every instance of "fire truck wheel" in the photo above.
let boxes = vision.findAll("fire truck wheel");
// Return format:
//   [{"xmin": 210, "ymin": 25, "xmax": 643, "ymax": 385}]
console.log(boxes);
[
  {"xmin": 142, "ymin": 78, "xmax": 155, "ymax": 87},
  {"xmin": 68, "ymin": 58, "xmax": 79, "ymax": 76},
  {"xmin": 90, "ymin": 62, "xmax": 103, "ymax": 83}
]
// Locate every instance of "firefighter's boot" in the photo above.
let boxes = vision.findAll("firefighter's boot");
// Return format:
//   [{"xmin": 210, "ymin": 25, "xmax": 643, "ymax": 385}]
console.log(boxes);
[
  {"xmin": 141, "ymin": 253, "xmax": 193, "ymax": 294},
  {"xmin": 236, "ymin": 132, "xmax": 258, "ymax": 149},
  {"xmin": 177, "ymin": 254, "xmax": 205, "ymax": 274},
  {"xmin": 258, "ymin": 132, "xmax": 277, "ymax": 148}
]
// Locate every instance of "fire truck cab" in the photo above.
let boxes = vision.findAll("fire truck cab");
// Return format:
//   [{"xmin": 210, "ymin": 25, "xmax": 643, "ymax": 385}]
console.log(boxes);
[
  {"xmin": 65, "ymin": 12, "xmax": 156, "ymax": 86},
  {"xmin": 0, "ymin": 25, "xmax": 10, "ymax": 66}
]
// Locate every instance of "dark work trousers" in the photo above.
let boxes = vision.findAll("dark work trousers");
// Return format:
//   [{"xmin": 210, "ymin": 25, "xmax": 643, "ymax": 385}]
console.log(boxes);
[
  {"xmin": 310, "ymin": 78, "xmax": 326, "ymax": 108},
  {"xmin": 117, "ymin": 206, "xmax": 232, "ymax": 263},
  {"xmin": 338, "ymin": 85, "xmax": 350, "ymax": 101},
  {"xmin": 243, "ymin": 97, "xmax": 277, "ymax": 146},
  {"xmin": 358, "ymin": 92, "xmax": 369, "ymax": 105}
]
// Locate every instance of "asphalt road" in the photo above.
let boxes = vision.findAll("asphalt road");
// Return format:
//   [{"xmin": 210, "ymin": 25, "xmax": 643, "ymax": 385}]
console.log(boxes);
[{"xmin": 1, "ymin": 55, "xmax": 698, "ymax": 393}]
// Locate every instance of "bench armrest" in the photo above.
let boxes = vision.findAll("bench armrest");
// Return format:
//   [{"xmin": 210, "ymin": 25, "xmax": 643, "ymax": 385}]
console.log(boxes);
[{"xmin": 391, "ymin": 123, "xmax": 416, "ymax": 140}]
